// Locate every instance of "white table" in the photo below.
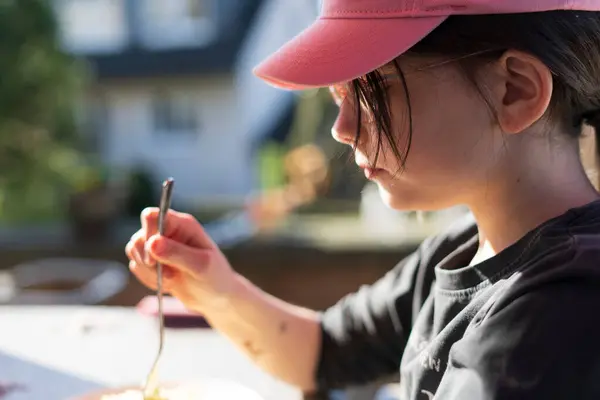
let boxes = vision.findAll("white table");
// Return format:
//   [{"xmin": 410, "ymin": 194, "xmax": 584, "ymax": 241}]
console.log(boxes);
[{"xmin": 0, "ymin": 306, "xmax": 301, "ymax": 400}]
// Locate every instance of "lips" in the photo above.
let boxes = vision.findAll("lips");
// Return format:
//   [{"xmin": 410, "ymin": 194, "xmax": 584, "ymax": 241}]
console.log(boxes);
[
  {"xmin": 362, "ymin": 167, "xmax": 384, "ymax": 179},
  {"xmin": 356, "ymin": 154, "xmax": 385, "ymax": 180}
]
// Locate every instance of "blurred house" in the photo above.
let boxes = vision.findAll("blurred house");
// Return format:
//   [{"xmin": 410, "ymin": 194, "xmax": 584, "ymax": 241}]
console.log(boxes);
[{"xmin": 53, "ymin": 0, "xmax": 317, "ymax": 206}]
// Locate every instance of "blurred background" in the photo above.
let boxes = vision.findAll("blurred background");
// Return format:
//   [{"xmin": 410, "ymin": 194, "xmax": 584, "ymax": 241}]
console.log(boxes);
[
  {"xmin": 0, "ymin": 0, "xmax": 596, "ymax": 316},
  {"xmin": 0, "ymin": 0, "xmax": 472, "ymax": 312},
  {"xmin": 0, "ymin": 1, "xmax": 599, "ymax": 399}
]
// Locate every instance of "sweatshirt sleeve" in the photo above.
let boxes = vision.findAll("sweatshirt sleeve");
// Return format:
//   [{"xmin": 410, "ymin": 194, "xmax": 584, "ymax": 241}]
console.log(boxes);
[{"xmin": 315, "ymin": 238, "xmax": 434, "ymax": 390}]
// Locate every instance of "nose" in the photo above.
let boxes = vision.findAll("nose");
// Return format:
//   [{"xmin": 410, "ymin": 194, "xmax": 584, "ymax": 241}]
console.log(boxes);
[{"xmin": 331, "ymin": 102, "xmax": 358, "ymax": 146}]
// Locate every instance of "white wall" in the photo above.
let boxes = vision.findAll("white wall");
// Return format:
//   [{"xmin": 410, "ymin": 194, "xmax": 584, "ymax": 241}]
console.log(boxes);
[
  {"xmin": 235, "ymin": 0, "xmax": 318, "ymax": 142},
  {"xmin": 75, "ymin": 0, "xmax": 323, "ymax": 204},
  {"xmin": 95, "ymin": 76, "xmax": 253, "ymax": 202},
  {"xmin": 136, "ymin": 0, "xmax": 217, "ymax": 50},
  {"xmin": 55, "ymin": 0, "xmax": 219, "ymax": 53},
  {"xmin": 55, "ymin": 0, "xmax": 129, "ymax": 54}
]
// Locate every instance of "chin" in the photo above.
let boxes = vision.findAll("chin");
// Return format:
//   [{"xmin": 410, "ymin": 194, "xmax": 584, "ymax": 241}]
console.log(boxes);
[
  {"xmin": 376, "ymin": 184, "xmax": 449, "ymax": 212},
  {"xmin": 377, "ymin": 185, "xmax": 415, "ymax": 211}
]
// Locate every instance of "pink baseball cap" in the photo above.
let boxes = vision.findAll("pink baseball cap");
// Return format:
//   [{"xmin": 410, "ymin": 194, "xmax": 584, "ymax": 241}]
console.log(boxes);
[{"xmin": 254, "ymin": 0, "xmax": 600, "ymax": 90}]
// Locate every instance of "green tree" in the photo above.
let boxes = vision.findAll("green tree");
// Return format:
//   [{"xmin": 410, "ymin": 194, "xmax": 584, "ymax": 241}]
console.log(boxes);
[{"xmin": 0, "ymin": 0, "xmax": 87, "ymax": 223}]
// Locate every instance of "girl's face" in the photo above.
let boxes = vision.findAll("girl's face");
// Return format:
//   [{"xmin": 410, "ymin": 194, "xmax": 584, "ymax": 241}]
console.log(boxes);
[{"xmin": 330, "ymin": 57, "xmax": 512, "ymax": 211}]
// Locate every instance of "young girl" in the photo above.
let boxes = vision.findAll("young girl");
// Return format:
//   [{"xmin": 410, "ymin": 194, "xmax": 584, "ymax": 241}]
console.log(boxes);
[{"xmin": 125, "ymin": 1, "xmax": 600, "ymax": 399}]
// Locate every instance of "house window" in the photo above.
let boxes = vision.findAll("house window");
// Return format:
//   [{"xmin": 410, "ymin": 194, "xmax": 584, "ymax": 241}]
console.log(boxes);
[
  {"xmin": 152, "ymin": 93, "xmax": 199, "ymax": 135},
  {"xmin": 139, "ymin": 0, "xmax": 216, "ymax": 49},
  {"xmin": 55, "ymin": 0, "xmax": 128, "ymax": 54}
]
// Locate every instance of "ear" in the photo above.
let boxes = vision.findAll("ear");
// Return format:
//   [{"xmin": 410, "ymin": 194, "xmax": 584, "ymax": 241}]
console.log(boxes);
[{"xmin": 492, "ymin": 50, "xmax": 553, "ymax": 134}]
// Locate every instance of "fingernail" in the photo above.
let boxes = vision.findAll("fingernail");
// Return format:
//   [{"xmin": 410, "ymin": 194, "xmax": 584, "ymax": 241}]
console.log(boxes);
[
  {"xmin": 148, "ymin": 236, "xmax": 165, "ymax": 255},
  {"xmin": 143, "ymin": 250, "xmax": 154, "ymax": 266}
]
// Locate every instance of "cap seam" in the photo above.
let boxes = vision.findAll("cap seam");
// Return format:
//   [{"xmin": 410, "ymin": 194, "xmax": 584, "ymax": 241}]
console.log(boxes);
[
  {"xmin": 323, "ymin": 6, "xmax": 466, "ymax": 17},
  {"xmin": 320, "ymin": 15, "xmax": 448, "ymax": 20}
]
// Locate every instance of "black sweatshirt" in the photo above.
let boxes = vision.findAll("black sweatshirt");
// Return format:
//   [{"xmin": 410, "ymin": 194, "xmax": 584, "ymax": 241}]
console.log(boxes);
[{"xmin": 317, "ymin": 200, "xmax": 600, "ymax": 399}]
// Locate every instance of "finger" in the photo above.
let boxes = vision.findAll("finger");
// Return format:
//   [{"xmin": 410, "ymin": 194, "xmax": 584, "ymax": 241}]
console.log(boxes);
[
  {"xmin": 126, "ymin": 230, "xmax": 154, "ymax": 266},
  {"xmin": 132, "ymin": 247, "xmax": 144, "ymax": 267},
  {"xmin": 141, "ymin": 207, "xmax": 215, "ymax": 249},
  {"xmin": 134, "ymin": 229, "xmax": 156, "ymax": 266},
  {"xmin": 141, "ymin": 207, "xmax": 159, "ymax": 241},
  {"xmin": 129, "ymin": 260, "xmax": 159, "ymax": 291},
  {"xmin": 125, "ymin": 239, "xmax": 135, "ymax": 261},
  {"xmin": 125, "ymin": 232, "xmax": 142, "ymax": 262},
  {"xmin": 146, "ymin": 235, "xmax": 212, "ymax": 277},
  {"xmin": 128, "ymin": 260, "xmax": 175, "ymax": 292}
]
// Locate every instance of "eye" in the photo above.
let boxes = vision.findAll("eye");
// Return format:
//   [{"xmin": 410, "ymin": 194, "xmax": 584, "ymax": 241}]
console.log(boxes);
[
  {"xmin": 329, "ymin": 78, "xmax": 393, "ymax": 126},
  {"xmin": 329, "ymin": 84, "xmax": 349, "ymax": 107}
]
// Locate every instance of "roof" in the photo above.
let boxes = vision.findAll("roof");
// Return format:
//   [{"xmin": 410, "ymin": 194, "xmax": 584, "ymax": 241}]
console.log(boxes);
[{"xmin": 83, "ymin": 0, "xmax": 265, "ymax": 80}]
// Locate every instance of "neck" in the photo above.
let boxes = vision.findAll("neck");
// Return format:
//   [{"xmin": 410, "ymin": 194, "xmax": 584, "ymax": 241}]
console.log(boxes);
[{"xmin": 467, "ymin": 150, "xmax": 599, "ymax": 261}]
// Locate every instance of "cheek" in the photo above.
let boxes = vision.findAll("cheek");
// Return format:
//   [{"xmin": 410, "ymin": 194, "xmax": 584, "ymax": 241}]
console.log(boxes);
[{"xmin": 396, "ymin": 75, "xmax": 495, "ymax": 179}]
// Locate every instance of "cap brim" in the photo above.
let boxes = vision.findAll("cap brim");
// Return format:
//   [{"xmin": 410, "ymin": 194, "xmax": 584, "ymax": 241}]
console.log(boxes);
[{"xmin": 253, "ymin": 16, "xmax": 448, "ymax": 90}]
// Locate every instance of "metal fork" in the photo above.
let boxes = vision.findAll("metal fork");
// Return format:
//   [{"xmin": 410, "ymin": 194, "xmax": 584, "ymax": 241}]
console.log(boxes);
[{"xmin": 143, "ymin": 178, "xmax": 175, "ymax": 399}]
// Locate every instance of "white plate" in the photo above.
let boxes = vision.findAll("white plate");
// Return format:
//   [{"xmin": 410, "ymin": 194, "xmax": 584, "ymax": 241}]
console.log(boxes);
[{"xmin": 71, "ymin": 379, "xmax": 265, "ymax": 400}]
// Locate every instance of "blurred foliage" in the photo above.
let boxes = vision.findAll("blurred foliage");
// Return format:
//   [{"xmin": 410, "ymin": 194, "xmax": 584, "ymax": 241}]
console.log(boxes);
[
  {"xmin": 257, "ymin": 141, "xmax": 286, "ymax": 190},
  {"xmin": 0, "ymin": 0, "xmax": 90, "ymax": 224}
]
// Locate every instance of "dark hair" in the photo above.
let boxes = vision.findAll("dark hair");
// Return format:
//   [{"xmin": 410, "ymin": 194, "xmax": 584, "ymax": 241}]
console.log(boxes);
[{"xmin": 349, "ymin": 11, "xmax": 600, "ymax": 171}]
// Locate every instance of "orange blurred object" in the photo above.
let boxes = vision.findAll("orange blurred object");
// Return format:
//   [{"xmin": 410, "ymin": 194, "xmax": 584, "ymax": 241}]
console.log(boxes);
[{"xmin": 248, "ymin": 144, "xmax": 330, "ymax": 231}]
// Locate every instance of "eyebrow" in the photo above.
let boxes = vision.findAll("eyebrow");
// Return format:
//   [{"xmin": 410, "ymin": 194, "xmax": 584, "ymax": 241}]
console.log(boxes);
[{"xmin": 330, "ymin": 65, "xmax": 399, "ymax": 92}]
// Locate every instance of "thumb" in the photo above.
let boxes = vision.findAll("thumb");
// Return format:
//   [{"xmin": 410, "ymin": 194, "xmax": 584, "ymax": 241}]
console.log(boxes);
[
  {"xmin": 147, "ymin": 235, "xmax": 212, "ymax": 277},
  {"xmin": 141, "ymin": 207, "xmax": 216, "ymax": 249}
]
